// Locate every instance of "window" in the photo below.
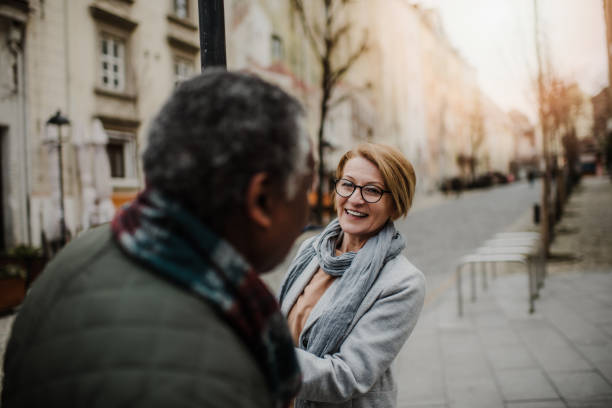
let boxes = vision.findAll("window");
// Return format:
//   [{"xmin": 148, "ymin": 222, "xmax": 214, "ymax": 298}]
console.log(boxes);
[
  {"xmin": 106, "ymin": 130, "xmax": 137, "ymax": 183},
  {"xmin": 107, "ymin": 141, "xmax": 126, "ymax": 178},
  {"xmin": 90, "ymin": 5, "xmax": 137, "ymax": 95},
  {"xmin": 173, "ymin": 0, "xmax": 188, "ymax": 19},
  {"xmin": 100, "ymin": 34, "xmax": 126, "ymax": 92},
  {"xmin": 271, "ymin": 34, "xmax": 284, "ymax": 61},
  {"xmin": 174, "ymin": 57, "xmax": 195, "ymax": 84}
]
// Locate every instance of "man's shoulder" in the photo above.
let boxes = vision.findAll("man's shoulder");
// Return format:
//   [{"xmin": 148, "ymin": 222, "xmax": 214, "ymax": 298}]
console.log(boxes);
[
  {"xmin": 32, "ymin": 224, "xmax": 116, "ymax": 289},
  {"xmin": 3, "ymin": 225, "xmax": 274, "ymax": 407}
]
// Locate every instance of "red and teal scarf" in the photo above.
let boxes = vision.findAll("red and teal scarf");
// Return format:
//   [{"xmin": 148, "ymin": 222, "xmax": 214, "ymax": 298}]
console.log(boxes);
[{"xmin": 111, "ymin": 189, "xmax": 301, "ymax": 407}]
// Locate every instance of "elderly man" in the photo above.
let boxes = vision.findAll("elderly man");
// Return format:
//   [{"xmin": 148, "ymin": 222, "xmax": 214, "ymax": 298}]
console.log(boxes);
[{"xmin": 2, "ymin": 70, "xmax": 312, "ymax": 407}]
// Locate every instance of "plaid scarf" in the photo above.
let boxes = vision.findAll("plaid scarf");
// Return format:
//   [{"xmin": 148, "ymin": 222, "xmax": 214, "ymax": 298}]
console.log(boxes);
[{"xmin": 111, "ymin": 189, "xmax": 301, "ymax": 407}]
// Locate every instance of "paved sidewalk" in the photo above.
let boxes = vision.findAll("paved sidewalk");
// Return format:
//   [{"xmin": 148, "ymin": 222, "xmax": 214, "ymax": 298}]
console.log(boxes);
[{"xmin": 396, "ymin": 176, "xmax": 612, "ymax": 408}]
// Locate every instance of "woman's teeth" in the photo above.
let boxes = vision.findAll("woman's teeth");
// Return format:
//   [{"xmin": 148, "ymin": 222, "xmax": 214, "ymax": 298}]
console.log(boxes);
[{"xmin": 346, "ymin": 209, "xmax": 367, "ymax": 217}]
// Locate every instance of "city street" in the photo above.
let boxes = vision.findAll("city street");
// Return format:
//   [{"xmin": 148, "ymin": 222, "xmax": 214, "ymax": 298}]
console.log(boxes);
[
  {"xmin": 0, "ymin": 0, "xmax": 610, "ymax": 406},
  {"xmin": 398, "ymin": 180, "xmax": 541, "ymax": 304},
  {"xmin": 263, "ymin": 177, "xmax": 612, "ymax": 408},
  {"xmin": 2, "ymin": 177, "xmax": 612, "ymax": 408}
]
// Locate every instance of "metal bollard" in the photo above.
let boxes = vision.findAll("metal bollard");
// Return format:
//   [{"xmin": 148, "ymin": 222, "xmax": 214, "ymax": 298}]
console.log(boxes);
[{"xmin": 457, "ymin": 265, "xmax": 463, "ymax": 316}]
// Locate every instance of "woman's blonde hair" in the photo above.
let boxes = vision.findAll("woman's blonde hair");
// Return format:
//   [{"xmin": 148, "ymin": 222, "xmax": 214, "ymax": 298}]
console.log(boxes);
[{"xmin": 335, "ymin": 143, "xmax": 416, "ymax": 220}]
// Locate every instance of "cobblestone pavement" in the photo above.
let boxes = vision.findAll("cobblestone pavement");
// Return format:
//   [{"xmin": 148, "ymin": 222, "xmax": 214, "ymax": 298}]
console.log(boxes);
[{"xmin": 395, "ymin": 176, "xmax": 612, "ymax": 408}]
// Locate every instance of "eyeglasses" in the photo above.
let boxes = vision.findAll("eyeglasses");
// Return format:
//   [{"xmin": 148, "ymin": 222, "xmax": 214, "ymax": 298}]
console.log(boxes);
[{"xmin": 334, "ymin": 178, "xmax": 391, "ymax": 203}]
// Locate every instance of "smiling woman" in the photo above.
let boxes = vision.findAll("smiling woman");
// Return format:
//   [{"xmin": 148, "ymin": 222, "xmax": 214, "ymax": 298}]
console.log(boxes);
[
  {"xmin": 279, "ymin": 143, "xmax": 425, "ymax": 408},
  {"xmin": 334, "ymin": 144, "xmax": 416, "ymax": 253}
]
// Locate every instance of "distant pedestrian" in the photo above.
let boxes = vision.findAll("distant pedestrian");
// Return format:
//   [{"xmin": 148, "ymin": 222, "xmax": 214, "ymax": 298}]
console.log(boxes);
[
  {"xmin": 279, "ymin": 143, "xmax": 426, "ymax": 408},
  {"xmin": 2, "ymin": 70, "xmax": 312, "ymax": 408},
  {"xmin": 451, "ymin": 176, "xmax": 463, "ymax": 197},
  {"xmin": 528, "ymin": 169, "xmax": 535, "ymax": 187}
]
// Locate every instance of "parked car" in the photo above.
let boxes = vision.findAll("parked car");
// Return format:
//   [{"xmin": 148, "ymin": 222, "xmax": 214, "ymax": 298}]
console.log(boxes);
[
  {"xmin": 579, "ymin": 153, "xmax": 597, "ymax": 175},
  {"xmin": 491, "ymin": 171, "xmax": 509, "ymax": 184}
]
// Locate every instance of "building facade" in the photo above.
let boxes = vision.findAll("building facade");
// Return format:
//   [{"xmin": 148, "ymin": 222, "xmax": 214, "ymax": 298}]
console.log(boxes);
[
  {"xmin": 1, "ymin": 0, "xmax": 200, "ymax": 250},
  {"xmin": 0, "ymin": 0, "xmax": 30, "ymax": 251},
  {"xmin": 0, "ymin": 0, "xmax": 529, "ymax": 251}
]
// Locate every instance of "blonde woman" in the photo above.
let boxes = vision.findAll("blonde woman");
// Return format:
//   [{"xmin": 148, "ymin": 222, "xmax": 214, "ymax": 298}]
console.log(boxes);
[{"xmin": 279, "ymin": 143, "xmax": 426, "ymax": 408}]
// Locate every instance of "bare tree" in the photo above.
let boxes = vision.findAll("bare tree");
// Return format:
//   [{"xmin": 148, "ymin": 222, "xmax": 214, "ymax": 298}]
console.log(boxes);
[
  {"xmin": 534, "ymin": 0, "xmax": 584, "ymax": 250},
  {"xmin": 544, "ymin": 78, "xmax": 583, "ymax": 142},
  {"xmin": 291, "ymin": 0, "xmax": 369, "ymax": 224},
  {"xmin": 534, "ymin": 0, "xmax": 552, "ymax": 256},
  {"xmin": 542, "ymin": 77, "xmax": 584, "ymax": 215}
]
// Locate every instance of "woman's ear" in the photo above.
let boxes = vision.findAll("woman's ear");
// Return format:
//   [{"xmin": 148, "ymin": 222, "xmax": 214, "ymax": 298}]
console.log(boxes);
[{"xmin": 245, "ymin": 172, "xmax": 273, "ymax": 228}]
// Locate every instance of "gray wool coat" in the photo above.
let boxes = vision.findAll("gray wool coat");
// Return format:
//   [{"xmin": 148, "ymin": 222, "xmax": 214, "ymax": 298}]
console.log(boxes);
[{"xmin": 280, "ymin": 247, "xmax": 426, "ymax": 408}]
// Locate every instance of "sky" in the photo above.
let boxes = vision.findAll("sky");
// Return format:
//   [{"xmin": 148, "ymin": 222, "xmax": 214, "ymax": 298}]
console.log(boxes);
[{"xmin": 414, "ymin": 0, "xmax": 608, "ymax": 123}]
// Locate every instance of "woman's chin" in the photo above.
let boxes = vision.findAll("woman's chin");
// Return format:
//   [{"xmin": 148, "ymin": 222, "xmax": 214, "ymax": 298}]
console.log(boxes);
[{"xmin": 338, "ymin": 217, "xmax": 370, "ymax": 237}]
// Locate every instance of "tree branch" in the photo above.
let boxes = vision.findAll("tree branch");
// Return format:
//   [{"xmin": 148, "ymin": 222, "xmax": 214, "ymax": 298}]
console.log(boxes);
[
  {"xmin": 291, "ymin": 0, "xmax": 325, "ymax": 61},
  {"xmin": 328, "ymin": 31, "xmax": 369, "ymax": 90},
  {"xmin": 328, "ymin": 93, "xmax": 352, "ymax": 110},
  {"xmin": 328, "ymin": 22, "xmax": 350, "ymax": 54}
]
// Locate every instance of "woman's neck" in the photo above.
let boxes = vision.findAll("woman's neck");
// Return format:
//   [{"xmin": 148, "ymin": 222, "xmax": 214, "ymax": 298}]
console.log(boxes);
[
  {"xmin": 336, "ymin": 220, "xmax": 391, "ymax": 254},
  {"xmin": 337, "ymin": 232, "xmax": 369, "ymax": 253}
]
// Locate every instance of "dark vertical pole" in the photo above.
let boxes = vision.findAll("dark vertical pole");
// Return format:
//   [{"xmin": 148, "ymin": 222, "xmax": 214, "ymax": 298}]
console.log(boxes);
[
  {"xmin": 47, "ymin": 110, "xmax": 70, "ymax": 247},
  {"xmin": 198, "ymin": 0, "xmax": 227, "ymax": 70},
  {"xmin": 604, "ymin": 1, "xmax": 612, "ymax": 109},
  {"xmin": 57, "ymin": 126, "xmax": 66, "ymax": 247}
]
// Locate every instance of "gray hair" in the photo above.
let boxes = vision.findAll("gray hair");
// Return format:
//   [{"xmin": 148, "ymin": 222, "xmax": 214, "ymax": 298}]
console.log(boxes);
[{"xmin": 143, "ymin": 69, "xmax": 311, "ymax": 229}]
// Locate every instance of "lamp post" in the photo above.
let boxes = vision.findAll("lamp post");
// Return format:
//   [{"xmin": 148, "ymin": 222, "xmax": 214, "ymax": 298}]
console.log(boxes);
[
  {"xmin": 47, "ymin": 110, "xmax": 70, "ymax": 247},
  {"xmin": 198, "ymin": 0, "xmax": 226, "ymax": 70}
]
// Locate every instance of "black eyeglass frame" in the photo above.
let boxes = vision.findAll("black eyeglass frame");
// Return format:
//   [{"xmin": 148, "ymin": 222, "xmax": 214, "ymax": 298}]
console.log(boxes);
[{"xmin": 333, "ymin": 178, "xmax": 392, "ymax": 203}]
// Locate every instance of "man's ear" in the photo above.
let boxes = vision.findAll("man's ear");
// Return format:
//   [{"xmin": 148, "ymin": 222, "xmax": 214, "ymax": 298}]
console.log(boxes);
[{"xmin": 245, "ymin": 172, "xmax": 274, "ymax": 229}]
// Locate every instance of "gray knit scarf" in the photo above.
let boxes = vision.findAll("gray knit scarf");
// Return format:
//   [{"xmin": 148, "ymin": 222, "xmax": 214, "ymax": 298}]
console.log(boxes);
[{"xmin": 279, "ymin": 218, "xmax": 406, "ymax": 358}]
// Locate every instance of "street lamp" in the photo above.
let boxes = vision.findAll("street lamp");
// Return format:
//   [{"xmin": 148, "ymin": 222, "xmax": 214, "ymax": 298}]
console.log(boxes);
[{"xmin": 47, "ymin": 110, "xmax": 70, "ymax": 247}]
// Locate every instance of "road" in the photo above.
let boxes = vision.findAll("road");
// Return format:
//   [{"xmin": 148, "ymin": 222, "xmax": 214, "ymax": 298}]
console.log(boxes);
[{"xmin": 397, "ymin": 180, "xmax": 540, "ymax": 309}]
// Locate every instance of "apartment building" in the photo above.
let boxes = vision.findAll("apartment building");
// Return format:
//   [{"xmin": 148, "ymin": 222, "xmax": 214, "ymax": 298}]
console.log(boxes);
[{"xmin": 0, "ymin": 0, "xmax": 200, "ymax": 249}]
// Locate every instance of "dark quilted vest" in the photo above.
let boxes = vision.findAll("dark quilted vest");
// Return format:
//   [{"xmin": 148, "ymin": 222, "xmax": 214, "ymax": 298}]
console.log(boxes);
[{"xmin": 2, "ymin": 225, "xmax": 273, "ymax": 408}]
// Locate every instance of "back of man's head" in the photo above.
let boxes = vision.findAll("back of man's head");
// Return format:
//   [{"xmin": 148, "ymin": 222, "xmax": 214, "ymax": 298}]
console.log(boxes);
[{"xmin": 143, "ymin": 69, "xmax": 310, "ymax": 231}]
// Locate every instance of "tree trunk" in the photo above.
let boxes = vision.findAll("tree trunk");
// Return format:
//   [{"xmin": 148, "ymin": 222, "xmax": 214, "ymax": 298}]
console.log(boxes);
[{"xmin": 316, "ymin": 81, "xmax": 331, "ymax": 225}]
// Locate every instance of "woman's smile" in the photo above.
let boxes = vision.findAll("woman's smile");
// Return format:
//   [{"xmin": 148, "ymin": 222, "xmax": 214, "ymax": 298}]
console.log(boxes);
[{"xmin": 345, "ymin": 208, "xmax": 368, "ymax": 218}]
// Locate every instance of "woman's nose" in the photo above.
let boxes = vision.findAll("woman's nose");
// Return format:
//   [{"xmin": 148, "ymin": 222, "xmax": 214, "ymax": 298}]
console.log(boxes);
[{"xmin": 348, "ymin": 188, "xmax": 366, "ymax": 204}]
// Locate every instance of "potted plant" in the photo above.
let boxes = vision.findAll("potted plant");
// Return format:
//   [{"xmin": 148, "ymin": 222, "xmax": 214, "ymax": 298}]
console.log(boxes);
[
  {"xmin": 7, "ymin": 245, "xmax": 46, "ymax": 286},
  {"xmin": 0, "ymin": 263, "xmax": 27, "ymax": 313},
  {"xmin": 0, "ymin": 245, "xmax": 47, "ymax": 313}
]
